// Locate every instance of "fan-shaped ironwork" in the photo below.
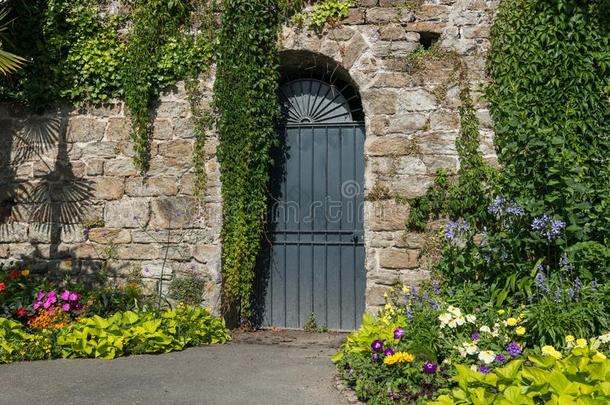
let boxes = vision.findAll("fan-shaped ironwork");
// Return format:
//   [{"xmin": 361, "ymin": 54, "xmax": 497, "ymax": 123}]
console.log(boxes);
[{"xmin": 279, "ymin": 79, "xmax": 358, "ymax": 124}]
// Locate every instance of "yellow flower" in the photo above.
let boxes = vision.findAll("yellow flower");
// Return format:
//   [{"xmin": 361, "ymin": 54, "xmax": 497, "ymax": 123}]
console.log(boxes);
[
  {"xmin": 516, "ymin": 326, "xmax": 526, "ymax": 336},
  {"xmin": 497, "ymin": 309, "xmax": 505, "ymax": 315},
  {"xmin": 21, "ymin": 268, "xmax": 30, "ymax": 277},
  {"xmin": 575, "ymin": 338, "xmax": 588, "ymax": 349},
  {"xmin": 506, "ymin": 318, "xmax": 518, "ymax": 326},
  {"xmin": 592, "ymin": 352, "xmax": 607, "ymax": 362},
  {"xmin": 565, "ymin": 335, "xmax": 575, "ymax": 343},
  {"xmin": 62, "ymin": 259, "xmax": 73, "ymax": 267},
  {"xmin": 541, "ymin": 345, "xmax": 562, "ymax": 359},
  {"xmin": 383, "ymin": 352, "xmax": 415, "ymax": 365}
]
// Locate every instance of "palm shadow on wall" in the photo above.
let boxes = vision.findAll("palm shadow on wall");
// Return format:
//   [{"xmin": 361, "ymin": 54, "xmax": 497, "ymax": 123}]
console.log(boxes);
[{"xmin": 0, "ymin": 108, "xmax": 94, "ymax": 274}]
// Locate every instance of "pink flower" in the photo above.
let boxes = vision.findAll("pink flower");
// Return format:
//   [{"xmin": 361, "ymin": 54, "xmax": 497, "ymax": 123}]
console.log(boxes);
[
  {"xmin": 60, "ymin": 290, "xmax": 70, "ymax": 301},
  {"xmin": 33, "ymin": 302, "xmax": 41, "ymax": 310},
  {"xmin": 47, "ymin": 291, "xmax": 57, "ymax": 299},
  {"xmin": 68, "ymin": 293, "xmax": 79, "ymax": 302},
  {"xmin": 62, "ymin": 304, "xmax": 71, "ymax": 312},
  {"xmin": 43, "ymin": 300, "xmax": 52, "ymax": 310},
  {"xmin": 37, "ymin": 292, "xmax": 45, "ymax": 300}
]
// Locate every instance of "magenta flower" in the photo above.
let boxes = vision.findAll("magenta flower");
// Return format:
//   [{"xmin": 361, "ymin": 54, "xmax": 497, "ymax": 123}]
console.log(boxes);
[
  {"xmin": 393, "ymin": 327, "xmax": 404, "ymax": 340},
  {"xmin": 60, "ymin": 290, "xmax": 70, "ymax": 301},
  {"xmin": 47, "ymin": 291, "xmax": 57, "ymax": 299},
  {"xmin": 371, "ymin": 340, "xmax": 384, "ymax": 352},
  {"xmin": 422, "ymin": 361, "xmax": 438, "ymax": 374},
  {"xmin": 33, "ymin": 302, "xmax": 41, "ymax": 310},
  {"xmin": 43, "ymin": 300, "xmax": 52, "ymax": 310},
  {"xmin": 68, "ymin": 293, "xmax": 79, "ymax": 302},
  {"xmin": 62, "ymin": 303, "xmax": 71, "ymax": 312},
  {"xmin": 37, "ymin": 292, "xmax": 45, "ymax": 300},
  {"xmin": 384, "ymin": 348, "xmax": 394, "ymax": 357}
]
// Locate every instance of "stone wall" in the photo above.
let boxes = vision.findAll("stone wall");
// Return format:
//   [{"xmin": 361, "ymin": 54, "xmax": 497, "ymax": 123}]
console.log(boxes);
[
  {"xmin": 0, "ymin": 77, "xmax": 223, "ymax": 312},
  {"xmin": 0, "ymin": 0, "xmax": 499, "ymax": 319},
  {"xmin": 281, "ymin": 0, "xmax": 499, "ymax": 312}
]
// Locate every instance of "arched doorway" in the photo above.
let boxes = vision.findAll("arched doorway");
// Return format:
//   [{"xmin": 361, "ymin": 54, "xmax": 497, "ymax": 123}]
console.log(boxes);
[{"xmin": 257, "ymin": 61, "xmax": 366, "ymax": 330}]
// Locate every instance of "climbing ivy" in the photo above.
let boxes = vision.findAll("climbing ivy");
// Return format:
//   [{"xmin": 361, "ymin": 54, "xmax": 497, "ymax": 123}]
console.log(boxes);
[
  {"xmin": 214, "ymin": 0, "xmax": 286, "ymax": 322},
  {"xmin": 123, "ymin": 0, "xmax": 211, "ymax": 172},
  {"xmin": 487, "ymin": 0, "xmax": 610, "ymax": 246}
]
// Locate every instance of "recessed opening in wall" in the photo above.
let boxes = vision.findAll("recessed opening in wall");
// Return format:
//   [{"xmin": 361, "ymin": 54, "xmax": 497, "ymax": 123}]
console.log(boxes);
[{"xmin": 418, "ymin": 32, "xmax": 441, "ymax": 49}]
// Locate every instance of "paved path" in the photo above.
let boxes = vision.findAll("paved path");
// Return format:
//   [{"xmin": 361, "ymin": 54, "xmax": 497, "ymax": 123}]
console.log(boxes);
[{"xmin": 0, "ymin": 342, "xmax": 350, "ymax": 405}]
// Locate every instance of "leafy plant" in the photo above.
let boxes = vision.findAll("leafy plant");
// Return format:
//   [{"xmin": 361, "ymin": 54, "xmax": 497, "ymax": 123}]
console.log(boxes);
[
  {"xmin": 168, "ymin": 273, "xmax": 206, "ymax": 307},
  {"xmin": 432, "ymin": 343, "xmax": 610, "ymax": 404},
  {"xmin": 308, "ymin": 0, "xmax": 352, "ymax": 30},
  {"xmin": 0, "ymin": 7, "xmax": 25, "ymax": 74}
]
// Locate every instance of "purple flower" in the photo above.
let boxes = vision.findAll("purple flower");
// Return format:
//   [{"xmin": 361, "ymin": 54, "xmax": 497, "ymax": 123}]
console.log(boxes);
[
  {"xmin": 567, "ymin": 288, "xmax": 575, "ymax": 301},
  {"xmin": 432, "ymin": 279, "xmax": 440, "ymax": 295},
  {"xmin": 384, "ymin": 348, "xmax": 395, "ymax": 357},
  {"xmin": 487, "ymin": 196, "xmax": 506, "ymax": 215},
  {"xmin": 559, "ymin": 253, "xmax": 573, "ymax": 271},
  {"xmin": 574, "ymin": 277, "xmax": 581, "ymax": 294},
  {"xmin": 372, "ymin": 353, "xmax": 380, "ymax": 362},
  {"xmin": 555, "ymin": 287, "xmax": 562, "ymax": 303},
  {"xmin": 495, "ymin": 354, "xmax": 506, "ymax": 364},
  {"xmin": 506, "ymin": 343, "xmax": 522, "ymax": 357},
  {"xmin": 535, "ymin": 271, "xmax": 550, "ymax": 294},
  {"xmin": 471, "ymin": 332, "xmax": 481, "ymax": 341},
  {"xmin": 371, "ymin": 340, "xmax": 383, "ymax": 352},
  {"xmin": 422, "ymin": 361, "xmax": 438, "ymax": 374},
  {"xmin": 479, "ymin": 366, "xmax": 492, "ymax": 375},
  {"xmin": 393, "ymin": 327, "xmax": 404, "ymax": 340},
  {"xmin": 532, "ymin": 215, "xmax": 565, "ymax": 241},
  {"xmin": 410, "ymin": 285, "xmax": 418, "ymax": 300},
  {"xmin": 592, "ymin": 279, "xmax": 599, "ymax": 291},
  {"xmin": 444, "ymin": 220, "xmax": 470, "ymax": 242},
  {"xmin": 429, "ymin": 300, "xmax": 440, "ymax": 311}
]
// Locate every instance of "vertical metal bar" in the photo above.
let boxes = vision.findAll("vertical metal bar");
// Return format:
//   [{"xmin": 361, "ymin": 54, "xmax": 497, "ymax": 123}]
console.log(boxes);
[
  {"xmin": 325, "ymin": 125, "xmax": 329, "ymax": 328},
  {"xmin": 353, "ymin": 125, "xmax": 357, "ymax": 328},
  {"xmin": 297, "ymin": 126, "xmax": 301, "ymax": 327},
  {"xmin": 339, "ymin": 126, "xmax": 343, "ymax": 329}
]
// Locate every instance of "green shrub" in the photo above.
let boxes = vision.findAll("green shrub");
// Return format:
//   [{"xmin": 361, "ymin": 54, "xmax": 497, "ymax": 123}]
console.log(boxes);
[
  {"xmin": 432, "ymin": 342, "xmax": 610, "ymax": 404},
  {"xmin": 168, "ymin": 274, "xmax": 206, "ymax": 307}
]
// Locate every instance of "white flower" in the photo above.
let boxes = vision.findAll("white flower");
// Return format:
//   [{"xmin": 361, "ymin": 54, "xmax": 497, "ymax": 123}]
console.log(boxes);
[
  {"xmin": 447, "ymin": 305, "xmax": 462, "ymax": 317},
  {"xmin": 480, "ymin": 325, "xmax": 492, "ymax": 334},
  {"xmin": 466, "ymin": 314, "xmax": 476, "ymax": 323},
  {"xmin": 599, "ymin": 333, "xmax": 610, "ymax": 344},
  {"xmin": 465, "ymin": 342, "xmax": 479, "ymax": 355},
  {"xmin": 439, "ymin": 313, "xmax": 452, "ymax": 325},
  {"xmin": 470, "ymin": 365, "xmax": 478, "ymax": 372},
  {"xmin": 456, "ymin": 316, "xmax": 466, "ymax": 326},
  {"xmin": 458, "ymin": 347, "xmax": 467, "ymax": 357},
  {"xmin": 448, "ymin": 319, "xmax": 458, "ymax": 328},
  {"xmin": 478, "ymin": 350, "xmax": 496, "ymax": 364}
]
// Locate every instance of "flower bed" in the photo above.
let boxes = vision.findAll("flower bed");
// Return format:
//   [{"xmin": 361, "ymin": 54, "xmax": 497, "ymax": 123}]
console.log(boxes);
[
  {"xmin": 333, "ymin": 283, "xmax": 610, "ymax": 404},
  {"xmin": 0, "ymin": 265, "xmax": 230, "ymax": 363}
]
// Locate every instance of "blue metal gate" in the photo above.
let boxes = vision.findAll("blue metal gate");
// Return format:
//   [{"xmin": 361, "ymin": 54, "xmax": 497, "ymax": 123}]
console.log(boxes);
[{"xmin": 258, "ymin": 79, "xmax": 366, "ymax": 331}]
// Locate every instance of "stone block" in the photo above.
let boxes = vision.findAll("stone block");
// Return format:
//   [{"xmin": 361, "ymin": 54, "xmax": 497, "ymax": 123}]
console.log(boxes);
[
  {"xmin": 105, "ymin": 117, "xmax": 130, "ymax": 142},
  {"xmin": 88, "ymin": 228, "xmax": 131, "ymax": 244},
  {"xmin": 343, "ymin": 8, "xmax": 365, "ymax": 25},
  {"xmin": 80, "ymin": 142, "xmax": 118, "ymax": 159},
  {"xmin": 141, "ymin": 262, "xmax": 173, "ymax": 280},
  {"xmin": 379, "ymin": 23, "xmax": 405, "ymax": 41},
  {"xmin": 416, "ymin": 5, "xmax": 450, "ymax": 21},
  {"xmin": 365, "ymin": 136, "xmax": 412, "ymax": 156},
  {"xmin": 363, "ymin": 89, "xmax": 398, "ymax": 114},
  {"xmin": 67, "ymin": 117, "xmax": 106, "ymax": 143},
  {"xmin": 416, "ymin": 131, "xmax": 457, "ymax": 155},
  {"xmin": 330, "ymin": 26, "xmax": 355, "ymax": 41},
  {"xmin": 400, "ymin": 89, "xmax": 437, "ymax": 112},
  {"xmin": 379, "ymin": 248, "xmax": 419, "ymax": 269},
  {"xmin": 429, "ymin": 110, "xmax": 460, "ymax": 130},
  {"xmin": 104, "ymin": 198, "xmax": 150, "ymax": 228},
  {"xmin": 157, "ymin": 139, "xmax": 193, "ymax": 159},
  {"xmin": 386, "ymin": 113, "xmax": 428, "ymax": 133},
  {"xmin": 193, "ymin": 243, "xmax": 220, "ymax": 263},
  {"xmin": 86, "ymin": 159, "xmax": 105, "ymax": 176},
  {"xmin": 150, "ymin": 196, "xmax": 197, "ymax": 229},
  {"xmin": 116, "ymin": 244, "xmax": 160, "ymax": 260},
  {"xmin": 159, "ymin": 244, "xmax": 192, "ymax": 261},
  {"xmin": 152, "ymin": 119, "xmax": 174, "ymax": 140},
  {"xmin": 366, "ymin": 7, "xmax": 399, "ymax": 24},
  {"xmin": 104, "ymin": 159, "xmax": 139, "ymax": 177},
  {"xmin": 155, "ymin": 101, "xmax": 189, "ymax": 119},
  {"xmin": 405, "ymin": 21, "xmax": 446, "ymax": 34},
  {"xmin": 93, "ymin": 177, "xmax": 125, "ymax": 200},
  {"xmin": 367, "ymin": 199, "xmax": 410, "ymax": 231},
  {"xmin": 342, "ymin": 34, "xmax": 368, "ymax": 69},
  {"xmin": 125, "ymin": 177, "xmax": 179, "ymax": 197},
  {"xmin": 0, "ymin": 223, "xmax": 28, "ymax": 243}
]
